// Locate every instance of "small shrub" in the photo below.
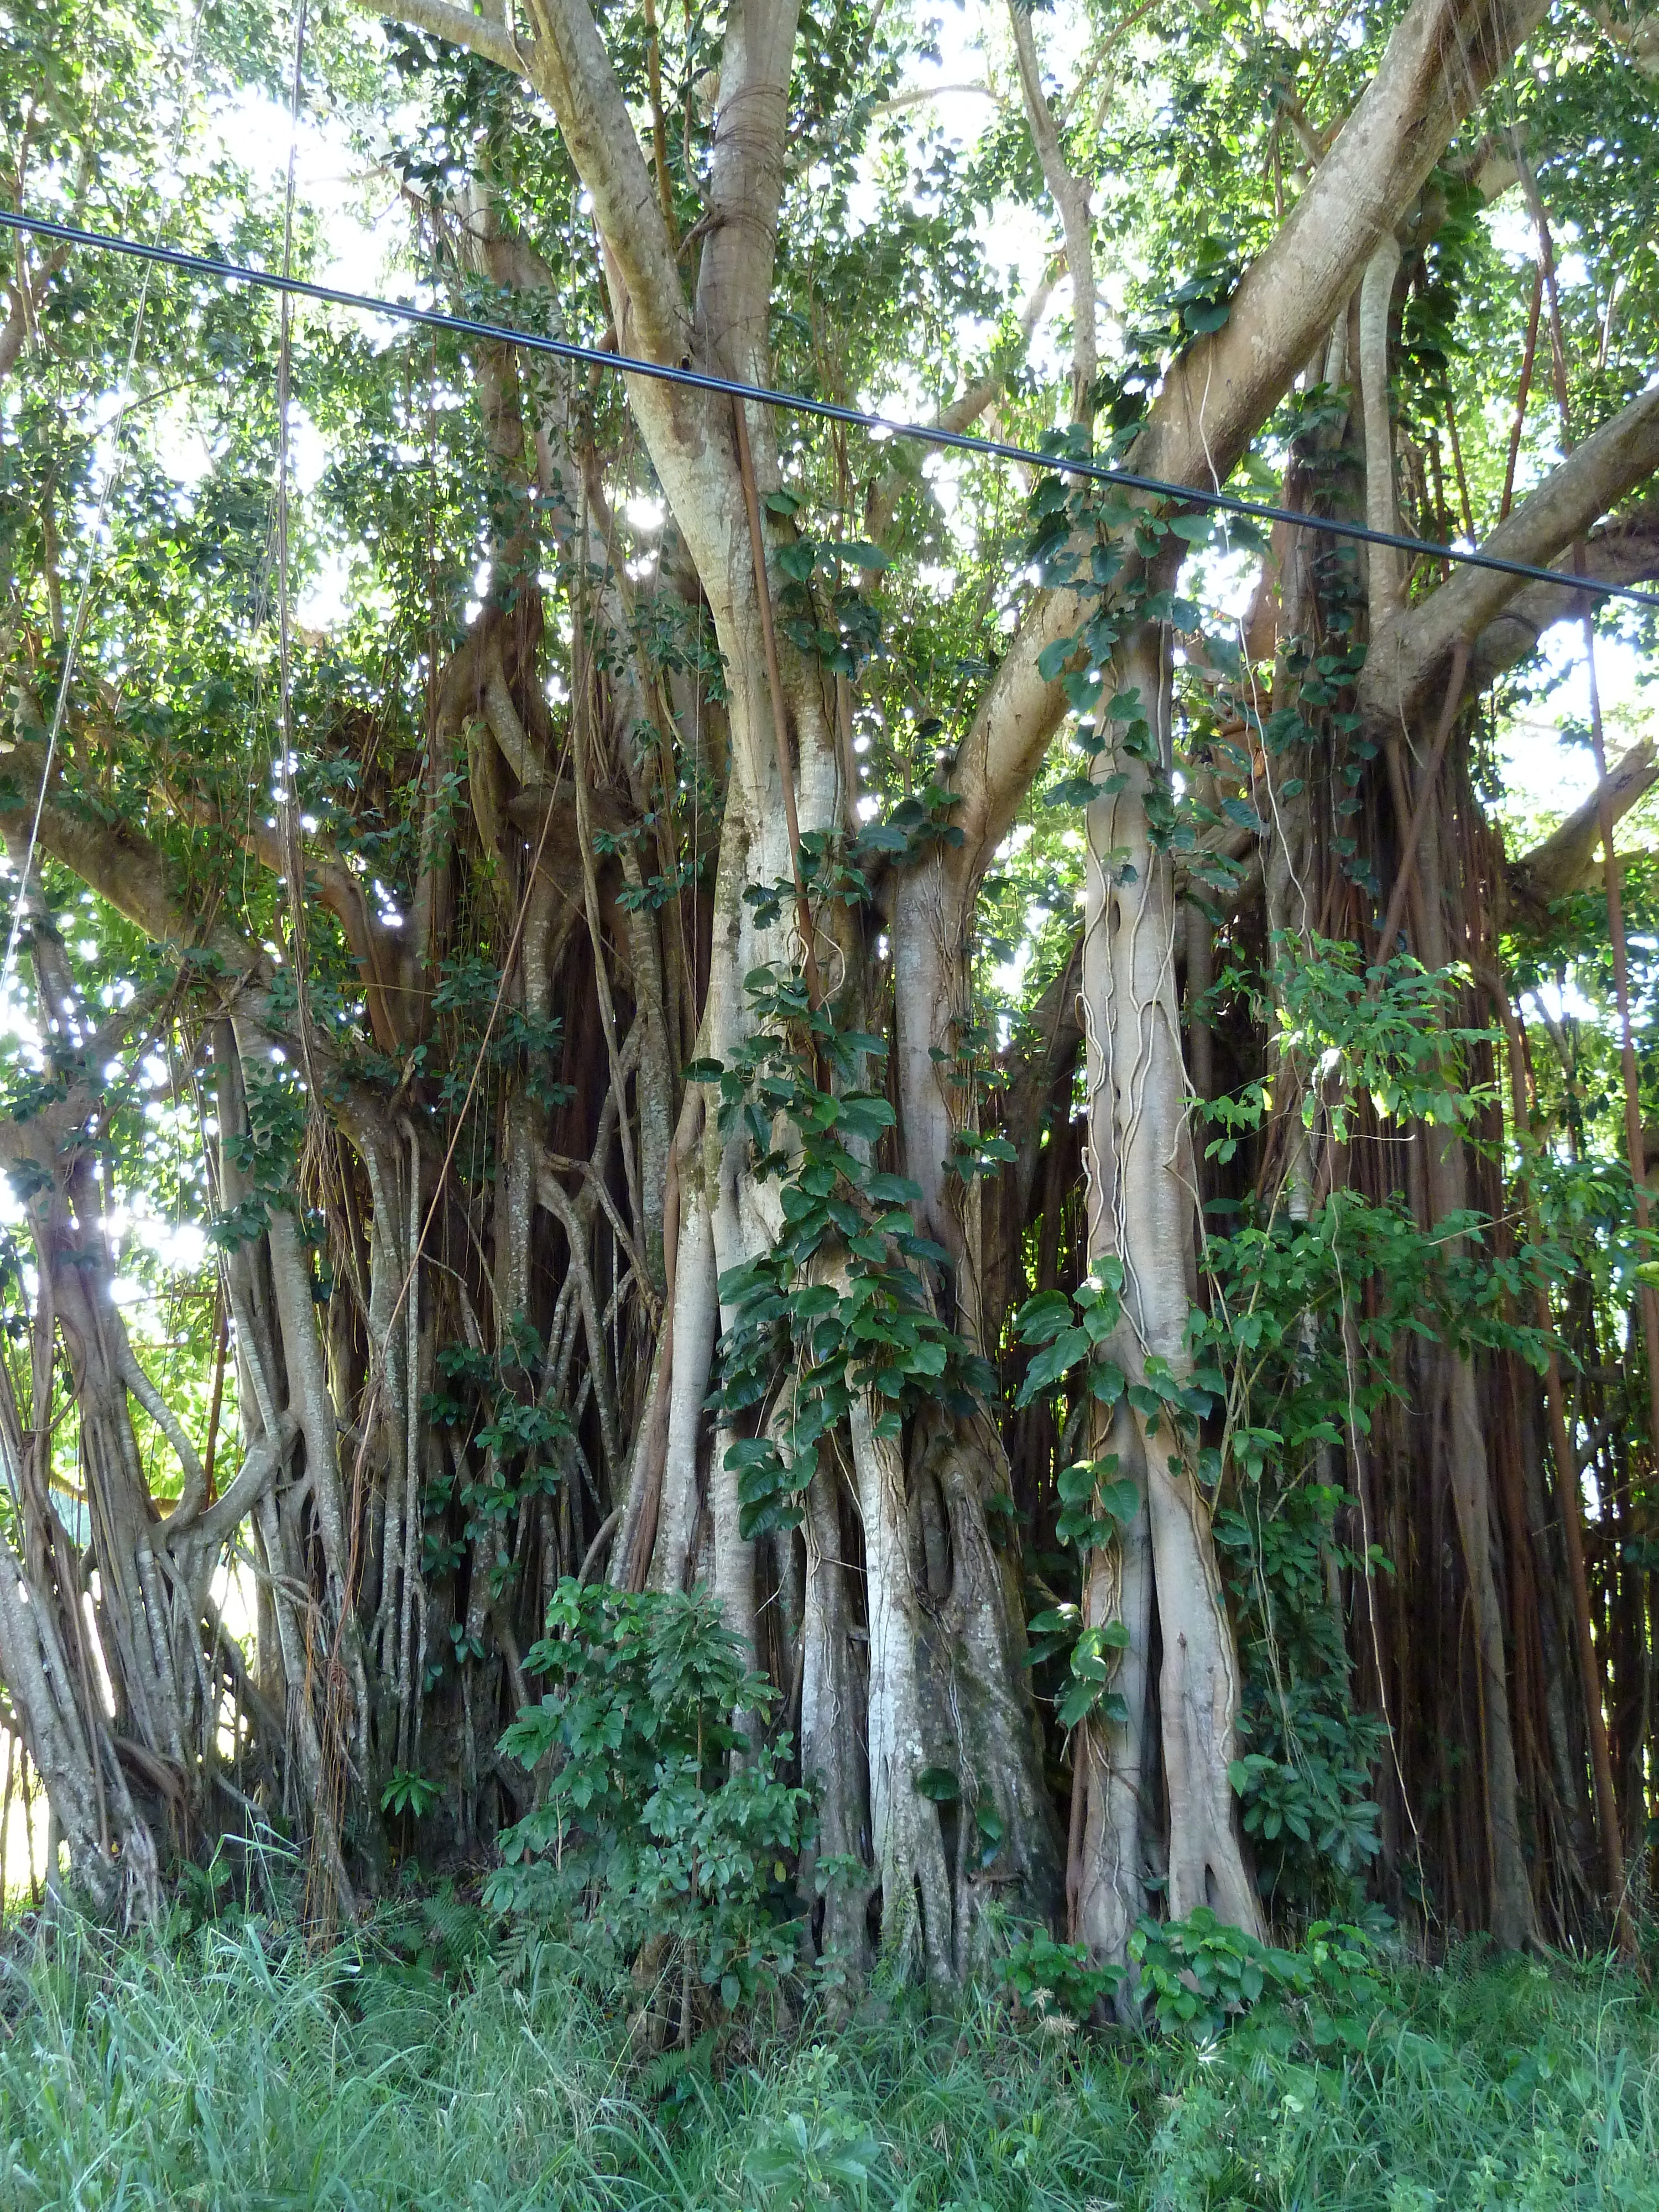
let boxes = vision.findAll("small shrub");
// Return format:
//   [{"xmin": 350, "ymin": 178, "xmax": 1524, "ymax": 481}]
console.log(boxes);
[
  {"xmin": 484, "ymin": 1578, "xmax": 812, "ymax": 2023},
  {"xmin": 1130, "ymin": 1906, "xmax": 1380, "ymax": 2040},
  {"xmin": 747, "ymin": 2106, "xmax": 888, "ymax": 2211},
  {"xmin": 995, "ymin": 1926, "xmax": 1124, "ymax": 2022},
  {"xmin": 380, "ymin": 1767, "xmax": 442, "ymax": 1820}
]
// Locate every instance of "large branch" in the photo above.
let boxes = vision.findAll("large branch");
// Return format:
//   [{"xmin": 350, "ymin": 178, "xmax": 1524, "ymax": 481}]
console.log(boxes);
[
  {"xmin": 1467, "ymin": 499, "xmax": 1659, "ymax": 693},
  {"xmin": 519, "ymin": 0, "xmax": 690, "ymax": 366},
  {"xmin": 1133, "ymin": 0, "xmax": 1548, "ymax": 491},
  {"xmin": 12, "ymin": 750, "xmax": 253, "ymax": 974},
  {"xmin": 366, "ymin": 0, "xmax": 687, "ymax": 361},
  {"xmin": 1008, "ymin": 1, "xmax": 1095, "ymax": 417},
  {"xmin": 1509, "ymin": 738, "xmax": 1658, "ymax": 915},
  {"xmin": 353, "ymin": 0, "xmax": 533, "ymax": 78},
  {"xmin": 957, "ymin": 0, "xmax": 1551, "ymax": 868},
  {"xmin": 1361, "ymin": 389, "xmax": 1659, "ymax": 731},
  {"xmin": 693, "ymin": 0, "xmax": 803, "ymax": 384}
]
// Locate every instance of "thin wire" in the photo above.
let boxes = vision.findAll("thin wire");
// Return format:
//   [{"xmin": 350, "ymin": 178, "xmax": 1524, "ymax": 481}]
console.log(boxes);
[{"xmin": 3, "ymin": 206, "xmax": 1656, "ymax": 611}]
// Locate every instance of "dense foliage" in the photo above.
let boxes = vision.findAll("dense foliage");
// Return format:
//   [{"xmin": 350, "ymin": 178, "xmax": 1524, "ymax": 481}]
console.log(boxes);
[
  {"xmin": 0, "ymin": 0, "xmax": 1656, "ymax": 2011},
  {"xmin": 1, "ymin": 1909, "xmax": 1657, "ymax": 2208}
]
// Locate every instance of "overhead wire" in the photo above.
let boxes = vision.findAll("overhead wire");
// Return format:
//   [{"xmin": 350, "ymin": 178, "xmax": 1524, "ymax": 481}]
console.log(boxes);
[{"xmin": 2, "ymin": 206, "xmax": 1656, "ymax": 611}]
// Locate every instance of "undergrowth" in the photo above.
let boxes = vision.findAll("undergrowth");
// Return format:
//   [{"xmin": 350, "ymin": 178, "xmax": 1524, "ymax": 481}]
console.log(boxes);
[{"xmin": 1, "ymin": 1903, "xmax": 1656, "ymax": 2209}]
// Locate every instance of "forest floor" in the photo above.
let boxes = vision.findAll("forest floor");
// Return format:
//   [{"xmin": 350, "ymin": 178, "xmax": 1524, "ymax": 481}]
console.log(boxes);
[{"xmin": 0, "ymin": 1900, "xmax": 1656, "ymax": 2209}]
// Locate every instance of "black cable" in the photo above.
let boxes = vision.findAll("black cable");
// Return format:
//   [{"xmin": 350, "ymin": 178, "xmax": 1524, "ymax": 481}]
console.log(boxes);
[{"xmin": 3, "ymin": 205, "xmax": 1657, "ymax": 611}]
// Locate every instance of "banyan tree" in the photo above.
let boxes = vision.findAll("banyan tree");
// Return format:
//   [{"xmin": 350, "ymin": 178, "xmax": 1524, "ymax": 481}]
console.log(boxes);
[{"xmin": 0, "ymin": 0, "xmax": 1655, "ymax": 1977}]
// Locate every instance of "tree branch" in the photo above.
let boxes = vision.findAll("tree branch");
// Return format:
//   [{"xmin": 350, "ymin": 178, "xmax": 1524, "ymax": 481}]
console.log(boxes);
[
  {"xmin": 1008, "ymin": 2, "xmax": 1095, "ymax": 419},
  {"xmin": 518, "ymin": 0, "xmax": 689, "ymax": 366},
  {"xmin": 352, "ymin": 0, "xmax": 532, "ymax": 77},
  {"xmin": 1509, "ymin": 738, "xmax": 1658, "ymax": 913},
  {"xmin": 1467, "ymin": 500, "xmax": 1659, "ymax": 693},
  {"xmin": 1361, "ymin": 387, "xmax": 1659, "ymax": 732},
  {"xmin": 957, "ymin": 0, "xmax": 1553, "ymax": 869}
]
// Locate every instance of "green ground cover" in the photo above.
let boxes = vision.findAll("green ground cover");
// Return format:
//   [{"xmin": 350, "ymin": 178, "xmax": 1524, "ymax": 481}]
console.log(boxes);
[{"xmin": 1, "ymin": 1908, "xmax": 1655, "ymax": 2210}]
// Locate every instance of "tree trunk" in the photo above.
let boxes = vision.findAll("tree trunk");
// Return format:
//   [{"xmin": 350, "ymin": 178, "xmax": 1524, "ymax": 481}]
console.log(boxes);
[{"xmin": 1078, "ymin": 624, "xmax": 1262, "ymax": 1956}]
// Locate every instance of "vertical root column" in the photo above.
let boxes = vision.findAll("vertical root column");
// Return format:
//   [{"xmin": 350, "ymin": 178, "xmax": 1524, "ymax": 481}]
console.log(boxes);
[
  {"xmin": 1077, "ymin": 624, "xmax": 1262, "ymax": 1960},
  {"xmin": 1075, "ymin": 1404, "xmax": 1152, "ymax": 1968},
  {"xmin": 800, "ymin": 1458, "xmax": 873, "ymax": 1970},
  {"xmin": 849, "ymin": 1394, "xmax": 952, "ymax": 1985}
]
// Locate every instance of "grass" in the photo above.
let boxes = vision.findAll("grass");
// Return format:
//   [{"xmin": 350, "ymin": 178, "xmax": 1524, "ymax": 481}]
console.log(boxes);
[{"xmin": 1, "ymin": 1898, "xmax": 1656, "ymax": 2209}]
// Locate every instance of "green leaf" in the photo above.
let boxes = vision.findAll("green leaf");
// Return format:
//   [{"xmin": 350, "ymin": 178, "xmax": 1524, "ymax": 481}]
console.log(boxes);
[
  {"xmin": 837, "ymin": 1092, "xmax": 897, "ymax": 1142},
  {"xmin": 1098, "ymin": 1477, "xmax": 1140, "ymax": 1525},
  {"xmin": 1018, "ymin": 1326, "xmax": 1090, "ymax": 1404},
  {"xmin": 1017, "ymin": 1290, "xmax": 1076, "ymax": 1345},
  {"xmin": 827, "ymin": 539, "xmax": 890, "ymax": 570},
  {"xmin": 865, "ymin": 1170, "xmax": 922, "ymax": 1203},
  {"xmin": 1037, "ymin": 634, "xmax": 1081, "ymax": 682},
  {"xmin": 1056, "ymin": 1678, "xmax": 1103, "ymax": 1729},
  {"xmin": 1045, "ymin": 775, "xmax": 1103, "ymax": 809},
  {"xmin": 1086, "ymin": 1359, "xmax": 1126, "ymax": 1407},
  {"xmin": 915, "ymin": 1765, "xmax": 961, "ymax": 1802}
]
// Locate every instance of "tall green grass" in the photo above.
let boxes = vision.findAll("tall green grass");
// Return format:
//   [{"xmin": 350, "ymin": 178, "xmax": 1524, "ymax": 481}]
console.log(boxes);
[{"xmin": 1, "ymin": 1911, "xmax": 1655, "ymax": 2208}]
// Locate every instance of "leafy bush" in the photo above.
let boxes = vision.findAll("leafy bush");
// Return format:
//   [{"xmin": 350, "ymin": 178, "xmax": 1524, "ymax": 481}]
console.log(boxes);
[
  {"xmin": 995, "ymin": 1927, "xmax": 1124, "ymax": 2023},
  {"xmin": 747, "ymin": 2107, "xmax": 888, "ymax": 2211},
  {"xmin": 1129, "ymin": 1906, "xmax": 1381, "ymax": 2041},
  {"xmin": 485, "ymin": 1579, "xmax": 812, "ymax": 2021},
  {"xmin": 1214, "ymin": 1479, "xmax": 1389, "ymax": 1911}
]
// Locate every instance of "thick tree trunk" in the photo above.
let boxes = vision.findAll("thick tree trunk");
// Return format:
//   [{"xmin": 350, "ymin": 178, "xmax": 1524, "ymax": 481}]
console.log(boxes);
[
  {"xmin": 849, "ymin": 1392, "xmax": 954, "ymax": 1985},
  {"xmin": 1073, "ymin": 1404, "xmax": 1153, "ymax": 1966},
  {"xmin": 799, "ymin": 1457, "xmax": 874, "ymax": 1969},
  {"xmin": 1078, "ymin": 624, "xmax": 1262, "ymax": 1957}
]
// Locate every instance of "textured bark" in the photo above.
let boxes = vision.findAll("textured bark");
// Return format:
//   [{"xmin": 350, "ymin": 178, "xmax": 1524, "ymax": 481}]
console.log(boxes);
[
  {"xmin": 893, "ymin": 867, "xmax": 974, "ymax": 1326},
  {"xmin": 648, "ymin": 1151, "xmax": 718, "ymax": 1595},
  {"xmin": 1359, "ymin": 233, "xmax": 1405, "ymax": 623},
  {"xmin": 1073, "ymin": 1402, "xmax": 1152, "ymax": 1968},
  {"xmin": 912, "ymin": 1411, "xmax": 1066, "ymax": 1964},
  {"xmin": 1079, "ymin": 624, "xmax": 1262, "ymax": 1956},
  {"xmin": 1412, "ymin": 785, "xmax": 1537, "ymax": 1952},
  {"xmin": 799, "ymin": 1457, "xmax": 874, "ymax": 1969},
  {"xmin": 850, "ymin": 1393, "xmax": 954, "ymax": 1985},
  {"xmin": 0, "ymin": 1539, "xmax": 158, "ymax": 1919}
]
